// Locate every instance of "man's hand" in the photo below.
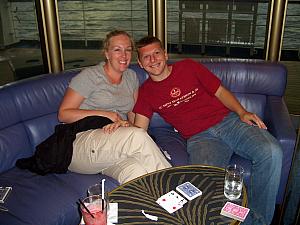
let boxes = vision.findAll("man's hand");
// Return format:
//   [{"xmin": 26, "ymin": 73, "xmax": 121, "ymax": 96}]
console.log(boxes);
[
  {"xmin": 215, "ymin": 86, "xmax": 267, "ymax": 130},
  {"xmin": 103, "ymin": 120, "xmax": 130, "ymax": 134},
  {"xmin": 239, "ymin": 112, "xmax": 267, "ymax": 129}
]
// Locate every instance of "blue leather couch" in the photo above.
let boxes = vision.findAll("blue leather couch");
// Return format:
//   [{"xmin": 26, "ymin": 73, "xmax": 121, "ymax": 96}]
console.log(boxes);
[{"xmin": 0, "ymin": 59, "xmax": 296, "ymax": 225}]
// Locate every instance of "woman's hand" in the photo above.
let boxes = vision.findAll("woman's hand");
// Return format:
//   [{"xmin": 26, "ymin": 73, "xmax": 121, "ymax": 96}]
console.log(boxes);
[
  {"xmin": 107, "ymin": 111, "xmax": 123, "ymax": 122},
  {"xmin": 103, "ymin": 120, "xmax": 130, "ymax": 134}
]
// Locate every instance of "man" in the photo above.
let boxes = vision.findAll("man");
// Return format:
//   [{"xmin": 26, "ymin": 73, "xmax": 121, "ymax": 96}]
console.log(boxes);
[{"xmin": 133, "ymin": 36, "xmax": 282, "ymax": 225}]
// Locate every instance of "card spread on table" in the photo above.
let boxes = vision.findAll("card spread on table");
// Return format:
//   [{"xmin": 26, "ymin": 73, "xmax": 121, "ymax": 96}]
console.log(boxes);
[
  {"xmin": 220, "ymin": 202, "xmax": 250, "ymax": 222},
  {"xmin": 156, "ymin": 190, "xmax": 187, "ymax": 214}
]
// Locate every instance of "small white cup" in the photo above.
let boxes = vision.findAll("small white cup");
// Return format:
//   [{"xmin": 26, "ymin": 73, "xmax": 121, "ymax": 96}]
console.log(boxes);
[{"xmin": 224, "ymin": 164, "xmax": 244, "ymax": 201}]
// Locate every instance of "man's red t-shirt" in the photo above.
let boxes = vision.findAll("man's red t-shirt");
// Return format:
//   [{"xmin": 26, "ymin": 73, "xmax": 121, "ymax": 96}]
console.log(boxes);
[{"xmin": 133, "ymin": 59, "xmax": 230, "ymax": 139}]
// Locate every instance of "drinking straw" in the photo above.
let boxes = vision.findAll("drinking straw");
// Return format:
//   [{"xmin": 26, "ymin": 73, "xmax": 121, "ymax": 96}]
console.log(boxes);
[
  {"xmin": 78, "ymin": 198, "xmax": 95, "ymax": 218},
  {"xmin": 101, "ymin": 178, "xmax": 105, "ymax": 212}
]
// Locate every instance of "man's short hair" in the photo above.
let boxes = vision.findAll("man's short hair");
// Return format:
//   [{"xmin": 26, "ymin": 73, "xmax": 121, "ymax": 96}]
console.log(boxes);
[{"xmin": 136, "ymin": 36, "xmax": 164, "ymax": 50}]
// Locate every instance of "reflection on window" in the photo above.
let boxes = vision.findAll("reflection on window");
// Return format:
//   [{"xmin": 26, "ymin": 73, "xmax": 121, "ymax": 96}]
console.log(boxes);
[
  {"xmin": 0, "ymin": 0, "xmax": 43, "ymax": 85},
  {"xmin": 281, "ymin": 0, "xmax": 300, "ymax": 115},
  {"xmin": 167, "ymin": 0, "xmax": 269, "ymax": 59},
  {"xmin": 282, "ymin": 0, "xmax": 300, "ymax": 61},
  {"xmin": 57, "ymin": 0, "xmax": 148, "ymax": 69}
]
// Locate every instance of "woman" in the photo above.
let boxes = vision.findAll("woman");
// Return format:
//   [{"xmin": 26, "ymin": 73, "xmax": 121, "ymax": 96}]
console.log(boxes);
[{"xmin": 58, "ymin": 30, "xmax": 171, "ymax": 184}]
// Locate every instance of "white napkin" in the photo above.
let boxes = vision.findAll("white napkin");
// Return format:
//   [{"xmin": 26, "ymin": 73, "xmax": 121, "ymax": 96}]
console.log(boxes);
[{"xmin": 108, "ymin": 203, "xmax": 118, "ymax": 223}]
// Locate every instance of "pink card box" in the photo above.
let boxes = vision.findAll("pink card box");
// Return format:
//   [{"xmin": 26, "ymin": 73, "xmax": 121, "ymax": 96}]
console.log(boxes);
[{"xmin": 220, "ymin": 202, "xmax": 250, "ymax": 222}]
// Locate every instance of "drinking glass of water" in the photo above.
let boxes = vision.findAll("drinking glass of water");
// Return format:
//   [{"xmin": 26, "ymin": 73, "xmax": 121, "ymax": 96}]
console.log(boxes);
[
  {"xmin": 88, "ymin": 183, "xmax": 104, "ymax": 196},
  {"xmin": 224, "ymin": 164, "xmax": 244, "ymax": 201}
]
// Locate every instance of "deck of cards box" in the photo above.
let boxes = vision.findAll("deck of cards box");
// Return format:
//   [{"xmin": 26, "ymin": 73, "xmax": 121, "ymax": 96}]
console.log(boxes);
[
  {"xmin": 220, "ymin": 202, "xmax": 250, "ymax": 222},
  {"xmin": 176, "ymin": 182, "xmax": 202, "ymax": 200},
  {"xmin": 156, "ymin": 182, "xmax": 202, "ymax": 214}
]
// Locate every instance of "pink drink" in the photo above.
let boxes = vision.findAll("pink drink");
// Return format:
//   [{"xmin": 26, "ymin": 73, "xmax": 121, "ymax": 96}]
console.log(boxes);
[{"xmin": 81, "ymin": 200, "xmax": 107, "ymax": 225}]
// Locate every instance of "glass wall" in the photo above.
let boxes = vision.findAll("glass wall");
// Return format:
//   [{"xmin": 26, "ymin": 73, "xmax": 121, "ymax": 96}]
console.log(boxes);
[
  {"xmin": 1, "ymin": 0, "xmax": 299, "ymax": 117},
  {"xmin": 0, "ymin": 0, "xmax": 44, "ymax": 85},
  {"xmin": 57, "ymin": 0, "xmax": 148, "ymax": 70},
  {"xmin": 281, "ymin": 0, "xmax": 300, "ymax": 60},
  {"xmin": 281, "ymin": 0, "xmax": 300, "ymax": 114},
  {"xmin": 167, "ymin": 0, "xmax": 269, "ymax": 59}
]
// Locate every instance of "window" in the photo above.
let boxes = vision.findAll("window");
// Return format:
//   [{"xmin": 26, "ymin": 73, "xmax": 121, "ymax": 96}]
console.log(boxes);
[
  {"xmin": 167, "ymin": 0, "xmax": 269, "ymax": 59},
  {"xmin": 281, "ymin": 0, "xmax": 300, "ymax": 114},
  {"xmin": 0, "ymin": 0, "xmax": 44, "ymax": 85},
  {"xmin": 57, "ymin": 0, "xmax": 148, "ymax": 69}
]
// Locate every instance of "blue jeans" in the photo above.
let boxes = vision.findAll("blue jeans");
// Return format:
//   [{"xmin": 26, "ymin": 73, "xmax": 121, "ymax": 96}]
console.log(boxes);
[{"xmin": 187, "ymin": 112, "xmax": 283, "ymax": 225}]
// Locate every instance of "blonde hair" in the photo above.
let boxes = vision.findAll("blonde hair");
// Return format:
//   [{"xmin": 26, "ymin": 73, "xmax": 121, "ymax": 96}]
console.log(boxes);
[{"xmin": 103, "ymin": 30, "xmax": 134, "ymax": 52}]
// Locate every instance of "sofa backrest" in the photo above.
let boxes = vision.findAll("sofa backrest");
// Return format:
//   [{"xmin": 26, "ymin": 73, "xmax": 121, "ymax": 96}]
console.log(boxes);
[
  {"xmin": 200, "ymin": 59, "xmax": 287, "ymax": 118},
  {"xmin": 0, "ymin": 70, "xmax": 78, "ymax": 173},
  {"xmin": 0, "ymin": 59, "xmax": 287, "ymax": 173}
]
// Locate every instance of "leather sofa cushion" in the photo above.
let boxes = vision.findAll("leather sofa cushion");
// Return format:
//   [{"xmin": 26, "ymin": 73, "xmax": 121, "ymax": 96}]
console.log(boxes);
[
  {"xmin": 0, "ymin": 167, "xmax": 118, "ymax": 225},
  {"xmin": 235, "ymin": 93, "xmax": 266, "ymax": 119}
]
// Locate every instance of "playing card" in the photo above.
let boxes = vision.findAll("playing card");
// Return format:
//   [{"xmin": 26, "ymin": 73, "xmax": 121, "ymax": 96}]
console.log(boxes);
[
  {"xmin": 156, "ymin": 190, "xmax": 187, "ymax": 213},
  {"xmin": 176, "ymin": 182, "xmax": 202, "ymax": 201},
  {"xmin": 220, "ymin": 202, "xmax": 250, "ymax": 222}
]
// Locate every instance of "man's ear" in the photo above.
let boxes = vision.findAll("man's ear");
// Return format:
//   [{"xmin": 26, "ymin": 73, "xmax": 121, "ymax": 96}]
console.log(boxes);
[
  {"xmin": 137, "ymin": 58, "xmax": 143, "ymax": 68},
  {"xmin": 164, "ymin": 50, "xmax": 168, "ymax": 60}
]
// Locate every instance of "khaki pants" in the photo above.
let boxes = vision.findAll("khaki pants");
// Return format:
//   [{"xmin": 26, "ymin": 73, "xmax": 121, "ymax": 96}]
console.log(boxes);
[{"xmin": 69, "ymin": 127, "xmax": 171, "ymax": 184}]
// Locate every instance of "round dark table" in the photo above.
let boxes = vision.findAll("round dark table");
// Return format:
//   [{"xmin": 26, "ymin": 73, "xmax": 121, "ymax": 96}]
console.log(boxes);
[{"xmin": 109, "ymin": 165, "xmax": 247, "ymax": 225}]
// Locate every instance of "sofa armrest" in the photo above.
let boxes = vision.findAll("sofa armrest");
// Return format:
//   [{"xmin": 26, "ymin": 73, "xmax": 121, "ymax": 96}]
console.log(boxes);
[
  {"xmin": 148, "ymin": 127, "xmax": 188, "ymax": 166},
  {"xmin": 265, "ymin": 96, "xmax": 296, "ymax": 142},
  {"xmin": 265, "ymin": 96, "xmax": 297, "ymax": 203}
]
